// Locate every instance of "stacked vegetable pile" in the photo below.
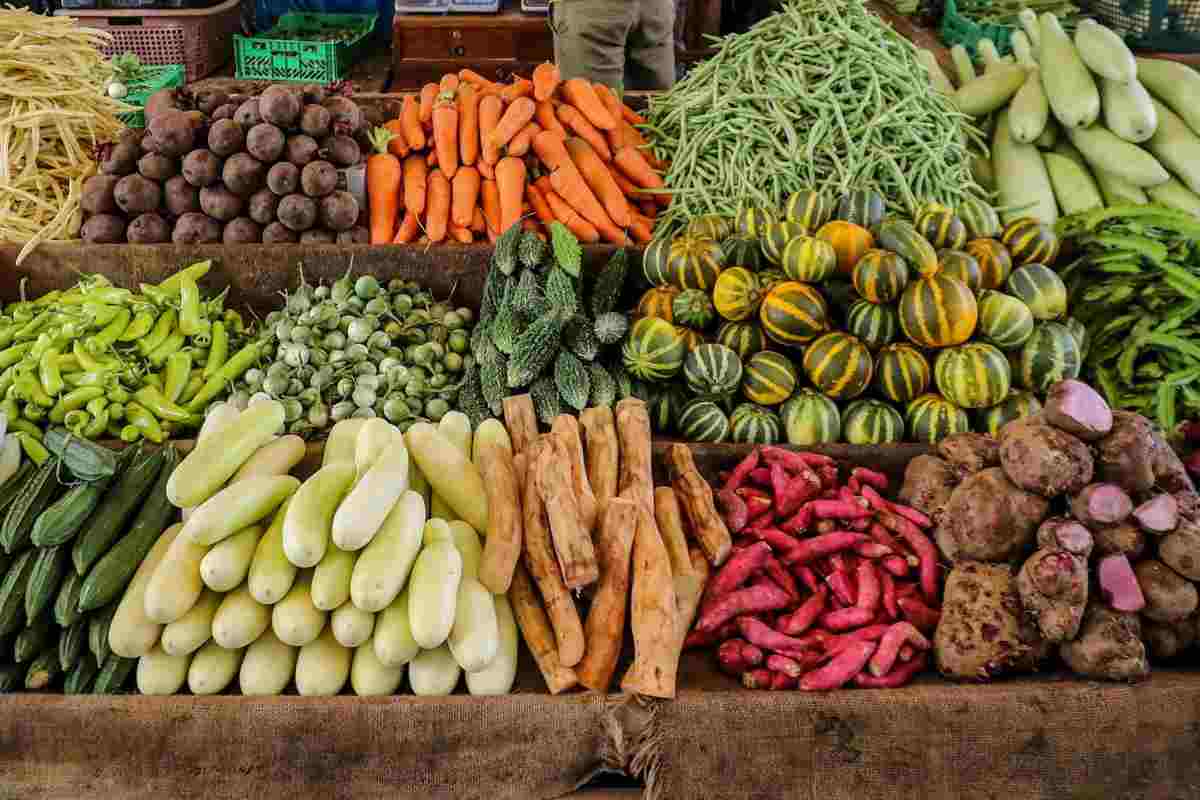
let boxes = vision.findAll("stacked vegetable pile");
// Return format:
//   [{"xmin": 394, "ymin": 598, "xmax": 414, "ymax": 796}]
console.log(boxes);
[
  {"xmin": 0, "ymin": 432, "xmax": 177, "ymax": 694},
  {"xmin": 113, "ymin": 402, "xmax": 518, "ymax": 697},
  {"xmin": 233, "ymin": 271, "xmax": 476, "ymax": 435},
  {"xmin": 942, "ymin": 12, "xmax": 1200, "ymax": 222},
  {"xmin": 1, "ymin": 262, "xmax": 253, "ymax": 442},
  {"xmin": 81, "ymin": 83, "xmax": 368, "ymax": 244},
  {"xmin": 900, "ymin": 380, "xmax": 1200, "ymax": 680},
  {"xmin": 643, "ymin": 0, "xmax": 985, "ymax": 234},
  {"xmin": 1060, "ymin": 205, "xmax": 1200, "ymax": 432},
  {"xmin": 459, "ymin": 224, "xmax": 634, "ymax": 428},
  {"xmin": 686, "ymin": 446, "xmax": 941, "ymax": 691},
  {"xmin": 625, "ymin": 189, "xmax": 1083, "ymax": 445}
]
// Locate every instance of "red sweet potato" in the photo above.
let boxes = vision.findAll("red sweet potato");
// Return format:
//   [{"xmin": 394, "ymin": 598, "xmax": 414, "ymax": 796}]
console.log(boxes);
[
  {"xmin": 868, "ymin": 621, "xmax": 931, "ymax": 677},
  {"xmin": 696, "ymin": 580, "xmax": 791, "ymax": 633},
  {"xmin": 853, "ymin": 653, "xmax": 928, "ymax": 688},
  {"xmin": 799, "ymin": 640, "xmax": 876, "ymax": 691}
]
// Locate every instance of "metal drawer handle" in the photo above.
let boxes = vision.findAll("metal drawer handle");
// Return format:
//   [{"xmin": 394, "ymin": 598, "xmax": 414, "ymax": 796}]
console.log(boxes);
[{"xmin": 452, "ymin": 45, "xmax": 465, "ymax": 56}]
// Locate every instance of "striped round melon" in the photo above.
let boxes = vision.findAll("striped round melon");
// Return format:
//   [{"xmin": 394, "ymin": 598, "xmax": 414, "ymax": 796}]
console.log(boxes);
[
  {"xmin": 647, "ymin": 384, "xmax": 689, "ymax": 433},
  {"xmin": 686, "ymin": 214, "xmax": 733, "ymax": 241},
  {"xmin": 1019, "ymin": 321, "xmax": 1081, "ymax": 392},
  {"xmin": 977, "ymin": 290, "xmax": 1035, "ymax": 350},
  {"xmin": 677, "ymin": 326, "xmax": 705, "ymax": 352},
  {"xmin": 822, "ymin": 280, "xmax": 858, "ymax": 326},
  {"xmin": 802, "ymin": 331, "xmax": 873, "ymax": 400},
  {"xmin": 872, "ymin": 343, "xmax": 931, "ymax": 403},
  {"xmin": 642, "ymin": 238, "xmax": 674, "ymax": 287},
  {"xmin": 837, "ymin": 189, "xmax": 886, "ymax": 233},
  {"xmin": 934, "ymin": 342, "xmax": 1012, "ymax": 409},
  {"xmin": 622, "ymin": 317, "xmax": 686, "ymax": 382},
  {"xmin": 762, "ymin": 221, "xmax": 807, "ymax": 265},
  {"xmin": 879, "ymin": 219, "xmax": 939, "ymax": 277},
  {"xmin": 842, "ymin": 398, "xmax": 905, "ymax": 444},
  {"xmin": 758, "ymin": 268, "xmax": 787, "ymax": 291},
  {"xmin": 636, "ymin": 286, "xmax": 679, "ymax": 322},
  {"xmin": 667, "ymin": 237, "xmax": 724, "ymax": 291},
  {"xmin": 784, "ymin": 189, "xmax": 834, "ymax": 233},
  {"xmin": 679, "ymin": 399, "xmax": 730, "ymax": 442},
  {"xmin": 915, "ymin": 201, "xmax": 952, "ymax": 219},
  {"xmin": 712, "ymin": 267, "xmax": 763, "ymax": 322},
  {"xmin": 782, "ymin": 236, "xmax": 838, "ymax": 283},
  {"xmin": 846, "ymin": 299, "xmax": 898, "ymax": 350},
  {"xmin": 978, "ymin": 391, "xmax": 1044, "ymax": 435},
  {"xmin": 817, "ymin": 221, "xmax": 875, "ymax": 275},
  {"xmin": 716, "ymin": 321, "xmax": 768, "ymax": 360},
  {"xmin": 721, "ymin": 235, "xmax": 764, "ymax": 272},
  {"xmin": 1064, "ymin": 316, "xmax": 1089, "ymax": 359},
  {"xmin": 1006, "ymin": 263, "xmax": 1067, "ymax": 321},
  {"xmin": 736, "ymin": 207, "xmax": 775, "ymax": 238},
  {"xmin": 852, "ymin": 249, "xmax": 909, "ymax": 303},
  {"xmin": 957, "ymin": 197, "xmax": 1003, "ymax": 239},
  {"xmin": 672, "ymin": 289, "xmax": 716, "ymax": 329},
  {"xmin": 759, "ymin": 281, "xmax": 830, "ymax": 347},
  {"xmin": 965, "ymin": 238, "xmax": 1013, "ymax": 290},
  {"xmin": 906, "ymin": 393, "xmax": 970, "ymax": 443},
  {"xmin": 1001, "ymin": 217, "xmax": 1060, "ymax": 266},
  {"xmin": 683, "ymin": 343, "xmax": 743, "ymax": 396},
  {"xmin": 916, "ymin": 209, "xmax": 968, "ymax": 250},
  {"xmin": 781, "ymin": 388, "xmax": 841, "ymax": 445},
  {"xmin": 898, "ymin": 274, "xmax": 978, "ymax": 348},
  {"xmin": 730, "ymin": 403, "xmax": 784, "ymax": 444},
  {"xmin": 938, "ymin": 250, "xmax": 984, "ymax": 294},
  {"xmin": 741, "ymin": 350, "xmax": 798, "ymax": 406}
]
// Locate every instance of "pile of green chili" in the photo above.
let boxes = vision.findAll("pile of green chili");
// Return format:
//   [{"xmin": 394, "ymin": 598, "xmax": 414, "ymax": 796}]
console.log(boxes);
[
  {"xmin": 643, "ymin": 0, "xmax": 987, "ymax": 232},
  {"xmin": 0, "ymin": 260, "xmax": 256, "ymax": 443}
]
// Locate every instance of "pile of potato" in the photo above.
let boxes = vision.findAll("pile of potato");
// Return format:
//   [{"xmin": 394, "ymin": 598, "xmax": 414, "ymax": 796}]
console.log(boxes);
[{"xmin": 80, "ymin": 84, "xmax": 370, "ymax": 245}]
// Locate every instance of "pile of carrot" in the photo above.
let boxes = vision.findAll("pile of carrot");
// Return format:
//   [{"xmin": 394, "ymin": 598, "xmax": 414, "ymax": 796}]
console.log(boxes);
[
  {"xmin": 689, "ymin": 446, "xmax": 943, "ymax": 691},
  {"xmin": 367, "ymin": 64, "xmax": 667, "ymax": 246}
]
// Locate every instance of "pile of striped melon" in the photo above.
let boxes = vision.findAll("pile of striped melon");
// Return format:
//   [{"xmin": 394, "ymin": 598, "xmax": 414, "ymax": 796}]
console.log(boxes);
[{"xmin": 619, "ymin": 188, "xmax": 1087, "ymax": 445}]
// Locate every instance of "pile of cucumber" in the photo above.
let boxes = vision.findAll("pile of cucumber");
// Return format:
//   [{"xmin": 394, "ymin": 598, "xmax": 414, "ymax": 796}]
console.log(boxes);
[{"xmin": 0, "ymin": 431, "xmax": 176, "ymax": 693}]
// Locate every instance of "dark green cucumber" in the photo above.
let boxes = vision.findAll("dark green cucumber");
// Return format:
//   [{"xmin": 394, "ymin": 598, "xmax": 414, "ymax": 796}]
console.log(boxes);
[
  {"xmin": 77, "ymin": 447, "xmax": 177, "ymax": 612},
  {"xmin": 0, "ymin": 462, "xmax": 36, "ymax": 517},
  {"xmin": 14, "ymin": 617, "xmax": 52, "ymax": 662},
  {"xmin": 43, "ymin": 427, "xmax": 118, "ymax": 482},
  {"xmin": 25, "ymin": 544, "xmax": 68, "ymax": 622},
  {"xmin": 92, "ymin": 653, "xmax": 135, "ymax": 694},
  {"xmin": 32, "ymin": 476, "xmax": 112, "ymax": 547},
  {"xmin": 53, "ymin": 569, "xmax": 84, "ymax": 627},
  {"xmin": 25, "ymin": 645, "xmax": 61, "ymax": 689},
  {"xmin": 1, "ymin": 458, "xmax": 62, "ymax": 554},
  {"xmin": 0, "ymin": 549, "xmax": 36, "ymax": 637},
  {"xmin": 0, "ymin": 663, "xmax": 22, "ymax": 693},
  {"xmin": 88, "ymin": 603, "xmax": 117, "ymax": 663},
  {"xmin": 72, "ymin": 446, "xmax": 163, "ymax": 576},
  {"xmin": 59, "ymin": 618, "xmax": 86, "ymax": 672},
  {"xmin": 64, "ymin": 652, "xmax": 98, "ymax": 694}
]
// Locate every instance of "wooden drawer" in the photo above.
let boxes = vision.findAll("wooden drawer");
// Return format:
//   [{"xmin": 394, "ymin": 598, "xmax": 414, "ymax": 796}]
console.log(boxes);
[
  {"xmin": 393, "ymin": 15, "xmax": 553, "ymax": 62},
  {"xmin": 390, "ymin": 59, "xmax": 548, "ymax": 89}
]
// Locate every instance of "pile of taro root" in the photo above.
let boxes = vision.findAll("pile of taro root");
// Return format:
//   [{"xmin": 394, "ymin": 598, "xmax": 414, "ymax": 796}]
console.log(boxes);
[
  {"xmin": 685, "ymin": 447, "xmax": 942, "ymax": 691},
  {"xmin": 905, "ymin": 379, "xmax": 1200, "ymax": 682}
]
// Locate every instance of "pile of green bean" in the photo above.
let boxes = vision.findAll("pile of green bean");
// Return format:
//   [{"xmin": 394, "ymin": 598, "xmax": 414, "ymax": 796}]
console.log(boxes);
[
  {"xmin": 0, "ymin": 261, "xmax": 256, "ymax": 443},
  {"xmin": 643, "ymin": 0, "xmax": 986, "ymax": 232}
]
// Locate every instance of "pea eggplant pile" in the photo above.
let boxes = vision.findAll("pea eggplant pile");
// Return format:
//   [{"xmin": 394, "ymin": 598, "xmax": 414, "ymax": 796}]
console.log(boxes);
[
  {"xmin": 234, "ymin": 271, "xmax": 476, "ymax": 434},
  {"xmin": 0, "ymin": 261, "xmax": 254, "ymax": 444}
]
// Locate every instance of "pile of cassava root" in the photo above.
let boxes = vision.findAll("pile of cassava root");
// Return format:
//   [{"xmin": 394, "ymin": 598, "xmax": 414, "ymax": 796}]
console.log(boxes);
[
  {"xmin": 900, "ymin": 379, "xmax": 1200, "ymax": 682},
  {"xmin": 686, "ymin": 447, "xmax": 943, "ymax": 691}
]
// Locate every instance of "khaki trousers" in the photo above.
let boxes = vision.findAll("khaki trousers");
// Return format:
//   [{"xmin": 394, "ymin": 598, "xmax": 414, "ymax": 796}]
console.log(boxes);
[{"xmin": 552, "ymin": 0, "xmax": 677, "ymax": 91}]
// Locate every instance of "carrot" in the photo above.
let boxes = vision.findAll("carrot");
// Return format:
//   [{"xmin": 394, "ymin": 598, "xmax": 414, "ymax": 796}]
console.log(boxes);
[
  {"xmin": 639, "ymin": 200, "xmax": 658, "ymax": 218},
  {"xmin": 479, "ymin": 95, "xmax": 504, "ymax": 165},
  {"xmin": 432, "ymin": 93, "xmax": 459, "ymax": 178},
  {"xmin": 400, "ymin": 94, "xmax": 425, "ymax": 151},
  {"xmin": 532, "ymin": 129, "xmax": 573, "ymax": 172},
  {"xmin": 556, "ymin": 104, "xmax": 612, "ymax": 161},
  {"xmin": 621, "ymin": 103, "xmax": 646, "ymax": 125},
  {"xmin": 628, "ymin": 215, "xmax": 654, "ymax": 244},
  {"xmin": 481, "ymin": 178, "xmax": 501, "ymax": 235},
  {"xmin": 491, "ymin": 97, "xmax": 537, "ymax": 149},
  {"xmin": 593, "ymin": 83, "xmax": 623, "ymax": 124},
  {"xmin": 532, "ymin": 62, "xmax": 561, "ymax": 103},
  {"xmin": 507, "ymin": 121, "xmax": 541, "ymax": 157},
  {"xmin": 613, "ymin": 145, "xmax": 665, "ymax": 190},
  {"xmin": 478, "ymin": 160, "xmax": 495, "ymax": 180},
  {"xmin": 501, "ymin": 77, "xmax": 533, "ymax": 103},
  {"xmin": 427, "ymin": 150, "xmax": 437, "ymax": 168},
  {"xmin": 533, "ymin": 131, "xmax": 618, "ymax": 232},
  {"xmin": 526, "ymin": 183, "xmax": 555, "ymax": 226},
  {"xmin": 536, "ymin": 100, "xmax": 568, "ymax": 138},
  {"xmin": 366, "ymin": 127, "xmax": 403, "ymax": 245},
  {"xmin": 611, "ymin": 170, "xmax": 639, "ymax": 197},
  {"xmin": 563, "ymin": 137, "xmax": 631, "ymax": 228},
  {"xmin": 458, "ymin": 83, "xmax": 480, "ymax": 166},
  {"xmin": 495, "ymin": 156, "xmax": 527, "ymax": 234},
  {"xmin": 459, "ymin": 68, "xmax": 500, "ymax": 93},
  {"xmin": 448, "ymin": 223, "xmax": 473, "ymax": 243},
  {"xmin": 451, "ymin": 165, "xmax": 481, "ymax": 228},
  {"xmin": 540, "ymin": 184, "xmax": 600, "ymax": 243},
  {"xmin": 560, "ymin": 78, "xmax": 617, "ymax": 130},
  {"xmin": 383, "ymin": 119, "xmax": 409, "ymax": 158},
  {"xmin": 392, "ymin": 210, "xmax": 419, "ymax": 244},
  {"xmin": 471, "ymin": 206, "xmax": 486, "ymax": 234},
  {"xmin": 426, "ymin": 168, "xmax": 451, "ymax": 243},
  {"xmin": 402, "ymin": 154, "xmax": 428, "ymax": 217},
  {"xmin": 439, "ymin": 73, "xmax": 460, "ymax": 93},
  {"xmin": 418, "ymin": 83, "xmax": 439, "ymax": 126}
]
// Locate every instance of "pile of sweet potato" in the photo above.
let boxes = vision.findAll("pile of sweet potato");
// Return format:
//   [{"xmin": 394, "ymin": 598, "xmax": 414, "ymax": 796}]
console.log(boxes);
[
  {"xmin": 901, "ymin": 379, "xmax": 1200, "ymax": 683},
  {"xmin": 688, "ymin": 447, "xmax": 942, "ymax": 691}
]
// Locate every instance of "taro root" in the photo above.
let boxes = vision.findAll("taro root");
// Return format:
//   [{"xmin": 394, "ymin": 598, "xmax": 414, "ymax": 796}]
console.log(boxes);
[
  {"xmin": 936, "ymin": 432, "xmax": 1000, "ymax": 475},
  {"xmin": 1135, "ymin": 559, "xmax": 1198, "ymax": 623}
]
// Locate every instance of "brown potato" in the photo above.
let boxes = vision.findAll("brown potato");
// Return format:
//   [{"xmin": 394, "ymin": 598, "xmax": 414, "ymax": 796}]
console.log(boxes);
[
  {"xmin": 267, "ymin": 162, "xmax": 300, "ymax": 196},
  {"xmin": 222, "ymin": 153, "xmax": 266, "ymax": 196},
  {"xmin": 148, "ymin": 110, "xmax": 196, "ymax": 158},
  {"xmin": 300, "ymin": 160, "xmax": 337, "ymax": 198},
  {"xmin": 126, "ymin": 212, "xmax": 171, "ymax": 244},
  {"xmin": 318, "ymin": 190, "xmax": 359, "ymax": 232},
  {"xmin": 100, "ymin": 141, "xmax": 140, "ymax": 176},
  {"xmin": 286, "ymin": 134, "xmax": 319, "ymax": 167},
  {"xmin": 277, "ymin": 193, "xmax": 317, "ymax": 232},
  {"xmin": 259, "ymin": 85, "xmax": 301, "ymax": 129},
  {"xmin": 181, "ymin": 149, "xmax": 223, "ymax": 188},
  {"xmin": 137, "ymin": 152, "xmax": 177, "ymax": 182},
  {"xmin": 247, "ymin": 123, "xmax": 286, "ymax": 163},
  {"xmin": 81, "ymin": 174, "xmax": 121, "ymax": 215},
  {"xmin": 234, "ymin": 98, "xmax": 262, "ymax": 128},
  {"xmin": 163, "ymin": 175, "xmax": 201, "ymax": 217},
  {"xmin": 172, "ymin": 212, "xmax": 221, "ymax": 244},
  {"xmin": 81, "ymin": 214, "xmax": 126, "ymax": 244},
  {"xmin": 222, "ymin": 217, "xmax": 263, "ymax": 244},
  {"xmin": 248, "ymin": 188, "xmax": 280, "ymax": 225},
  {"xmin": 208, "ymin": 119, "xmax": 245, "ymax": 158},
  {"xmin": 321, "ymin": 134, "xmax": 360, "ymax": 167},
  {"xmin": 299, "ymin": 104, "xmax": 331, "ymax": 139},
  {"xmin": 262, "ymin": 221, "xmax": 298, "ymax": 243},
  {"xmin": 114, "ymin": 174, "xmax": 162, "ymax": 215},
  {"xmin": 199, "ymin": 184, "xmax": 244, "ymax": 222}
]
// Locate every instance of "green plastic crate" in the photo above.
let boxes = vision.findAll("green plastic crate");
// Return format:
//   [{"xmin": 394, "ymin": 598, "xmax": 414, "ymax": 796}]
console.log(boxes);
[
  {"xmin": 118, "ymin": 64, "xmax": 185, "ymax": 129},
  {"xmin": 939, "ymin": 0, "xmax": 1015, "ymax": 59},
  {"xmin": 234, "ymin": 12, "xmax": 376, "ymax": 84}
]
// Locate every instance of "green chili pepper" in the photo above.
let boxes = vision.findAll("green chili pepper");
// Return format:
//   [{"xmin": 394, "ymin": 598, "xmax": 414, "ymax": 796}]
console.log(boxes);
[
  {"xmin": 86, "ymin": 307, "xmax": 131, "ymax": 352},
  {"xmin": 64, "ymin": 409, "xmax": 91, "ymax": 436},
  {"xmin": 163, "ymin": 351, "xmax": 192, "ymax": 403},
  {"xmin": 143, "ymin": 372, "xmax": 163, "ymax": 391},
  {"xmin": 0, "ymin": 342, "xmax": 33, "ymax": 370},
  {"xmin": 15, "ymin": 371, "xmax": 54, "ymax": 408},
  {"xmin": 139, "ymin": 309, "xmax": 177, "ymax": 356},
  {"xmin": 31, "ymin": 290, "xmax": 62, "ymax": 307},
  {"xmin": 223, "ymin": 309, "xmax": 245, "ymax": 334},
  {"xmin": 1, "ymin": 393, "xmax": 20, "ymax": 424},
  {"xmin": 57, "ymin": 286, "xmax": 130, "ymax": 306},
  {"xmin": 138, "ymin": 284, "xmax": 171, "ymax": 307},
  {"xmin": 85, "ymin": 396, "xmax": 108, "ymax": 416},
  {"xmin": 109, "ymin": 402, "xmax": 125, "ymax": 422},
  {"xmin": 56, "ymin": 354, "xmax": 81, "ymax": 374},
  {"xmin": 72, "ymin": 340, "xmax": 112, "ymax": 373},
  {"xmin": 153, "ymin": 260, "xmax": 212, "ymax": 295},
  {"xmin": 148, "ymin": 332, "xmax": 186, "ymax": 367},
  {"xmin": 82, "ymin": 303, "xmax": 122, "ymax": 328},
  {"xmin": 49, "ymin": 386, "xmax": 105, "ymax": 425},
  {"xmin": 22, "ymin": 403, "xmax": 45, "ymax": 422},
  {"xmin": 133, "ymin": 385, "xmax": 199, "ymax": 425},
  {"xmin": 82, "ymin": 407, "xmax": 110, "ymax": 439},
  {"xmin": 30, "ymin": 332, "xmax": 57, "ymax": 361},
  {"xmin": 124, "ymin": 402, "xmax": 165, "ymax": 443},
  {"xmin": 119, "ymin": 308, "xmax": 157, "ymax": 342},
  {"xmin": 15, "ymin": 431, "xmax": 48, "ymax": 464},
  {"xmin": 119, "ymin": 425, "xmax": 141, "ymax": 444},
  {"xmin": 107, "ymin": 384, "xmax": 130, "ymax": 404},
  {"xmin": 178, "ymin": 276, "xmax": 209, "ymax": 337},
  {"xmin": 0, "ymin": 326, "xmax": 15, "ymax": 349},
  {"xmin": 39, "ymin": 347, "xmax": 64, "ymax": 397},
  {"xmin": 185, "ymin": 342, "xmax": 261, "ymax": 412},
  {"xmin": 179, "ymin": 372, "xmax": 205, "ymax": 405},
  {"xmin": 191, "ymin": 332, "xmax": 212, "ymax": 348},
  {"xmin": 0, "ymin": 365, "xmax": 17, "ymax": 399},
  {"xmin": 63, "ymin": 369, "xmax": 113, "ymax": 390},
  {"xmin": 204, "ymin": 321, "xmax": 228, "ymax": 379}
]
